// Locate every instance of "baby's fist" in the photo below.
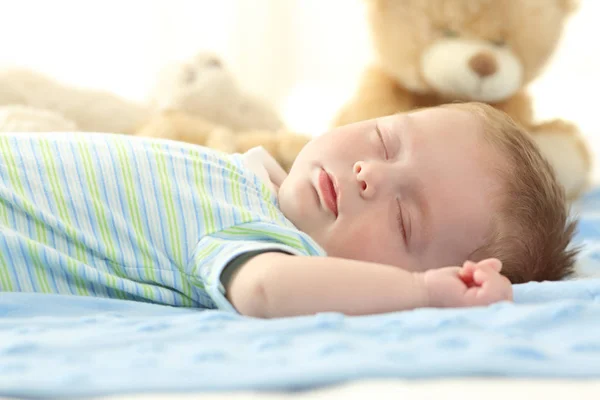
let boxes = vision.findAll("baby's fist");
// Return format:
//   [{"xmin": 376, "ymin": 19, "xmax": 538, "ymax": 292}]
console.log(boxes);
[{"xmin": 423, "ymin": 258, "xmax": 513, "ymax": 308}]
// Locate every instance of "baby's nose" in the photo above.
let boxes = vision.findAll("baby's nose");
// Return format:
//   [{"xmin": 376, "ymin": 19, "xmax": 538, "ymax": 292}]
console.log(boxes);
[{"xmin": 354, "ymin": 161, "xmax": 377, "ymax": 199}]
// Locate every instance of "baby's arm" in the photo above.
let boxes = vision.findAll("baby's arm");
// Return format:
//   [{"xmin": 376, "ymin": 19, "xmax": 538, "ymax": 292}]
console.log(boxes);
[
  {"xmin": 227, "ymin": 252, "xmax": 427, "ymax": 318},
  {"xmin": 226, "ymin": 253, "xmax": 512, "ymax": 318}
]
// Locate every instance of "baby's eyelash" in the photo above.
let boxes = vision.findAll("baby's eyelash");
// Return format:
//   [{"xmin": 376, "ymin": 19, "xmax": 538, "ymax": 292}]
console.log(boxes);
[
  {"xmin": 396, "ymin": 199, "xmax": 407, "ymax": 243},
  {"xmin": 375, "ymin": 126, "xmax": 389, "ymax": 160}
]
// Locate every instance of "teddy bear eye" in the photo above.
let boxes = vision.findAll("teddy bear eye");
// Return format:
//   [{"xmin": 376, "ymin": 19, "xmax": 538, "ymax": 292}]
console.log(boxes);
[
  {"xmin": 442, "ymin": 28, "xmax": 459, "ymax": 38},
  {"xmin": 183, "ymin": 67, "xmax": 196, "ymax": 84},
  {"xmin": 490, "ymin": 38, "xmax": 506, "ymax": 47}
]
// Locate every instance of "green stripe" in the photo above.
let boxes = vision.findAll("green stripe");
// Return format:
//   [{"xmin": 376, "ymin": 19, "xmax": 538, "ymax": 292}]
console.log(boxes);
[
  {"xmin": 225, "ymin": 225, "xmax": 303, "ymax": 248},
  {"xmin": 66, "ymin": 257, "xmax": 88, "ymax": 294},
  {"xmin": 151, "ymin": 145, "xmax": 193, "ymax": 306},
  {"xmin": 191, "ymin": 151, "xmax": 216, "ymax": 233},
  {"xmin": 0, "ymin": 137, "xmax": 48, "ymax": 244},
  {"xmin": 152, "ymin": 143, "xmax": 181, "ymax": 264},
  {"xmin": 190, "ymin": 242, "xmax": 221, "ymax": 279},
  {"xmin": 177, "ymin": 274, "xmax": 195, "ymax": 304},
  {"xmin": 195, "ymin": 241, "xmax": 221, "ymax": 262},
  {"xmin": 0, "ymin": 137, "xmax": 52, "ymax": 293},
  {"xmin": 261, "ymin": 185, "xmax": 279, "ymax": 221},
  {"xmin": 115, "ymin": 140, "xmax": 155, "ymax": 300},
  {"xmin": 0, "ymin": 235, "xmax": 15, "ymax": 291},
  {"xmin": 39, "ymin": 140, "xmax": 70, "ymax": 223},
  {"xmin": 39, "ymin": 139, "xmax": 87, "ymax": 295},
  {"xmin": 0, "ymin": 154, "xmax": 14, "ymax": 289},
  {"xmin": 78, "ymin": 141, "xmax": 123, "ymax": 297},
  {"xmin": 228, "ymin": 168, "xmax": 252, "ymax": 222},
  {"xmin": 27, "ymin": 241, "xmax": 56, "ymax": 293}
]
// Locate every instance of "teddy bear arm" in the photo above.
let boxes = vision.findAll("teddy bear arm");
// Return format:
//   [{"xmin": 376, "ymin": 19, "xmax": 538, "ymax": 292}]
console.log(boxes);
[
  {"xmin": 332, "ymin": 66, "xmax": 418, "ymax": 127},
  {"xmin": 136, "ymin": 110, "xmax": 218, "ymax": 143},
  {"xmin": 234, "ymin": 131, "xmax": 311, "ymax": 172},
  {"xmin": 530, "ymin": 119, "xmax": 592, "ymax": 200},
  {"xmin": 0, "ymin": 105, "xmax": 79, "ymax": 132}
]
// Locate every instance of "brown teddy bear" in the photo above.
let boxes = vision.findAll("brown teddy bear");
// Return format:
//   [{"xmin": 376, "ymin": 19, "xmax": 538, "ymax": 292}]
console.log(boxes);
[{"xmin": 333, "ymin": 0, "xmax": 591, "ymax": 200}]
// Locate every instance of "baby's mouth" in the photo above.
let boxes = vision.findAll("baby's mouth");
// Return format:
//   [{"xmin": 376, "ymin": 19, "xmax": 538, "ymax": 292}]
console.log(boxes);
[{"xmin": 318, "ymin": 169, "xmax": 338, "ymax": 217}]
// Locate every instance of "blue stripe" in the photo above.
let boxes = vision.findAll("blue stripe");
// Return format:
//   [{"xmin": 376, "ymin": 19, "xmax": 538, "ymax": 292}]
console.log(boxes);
[
  {"xmin": 0, "ymin": 232, "xmax": 24, "ymax": 291},
  {"xmin": 91, "ymin": 138, "xmax": 129, "ymax": 296},
  {"xmin": 7, "ymin": 137, "xmax": 44, "ymax": 293},
  {"xmin": 52, "ymin": 139, "xmax": 90, "ymax": 291},
  {"xmin": 26, "ymin": 136, "xmax": 76, "ymax": 295},
  {"xmin": 143, "ymin": 140, "xmax": 178, "ymax": 302},
  {"xmin": 0, "ymin": 134, "xmax": 326, "ymax": 308},
  {"xmin": 68, "ymin": 140, "xmax": 110, "ymax": 298},
  {"xmin": 165, "ymin": 145, "xmax": 188, "ymax": 262},
  {"xmin": 206, "ymin": 160, "xmax": 224, "ymax": 233},
  {"xmin": 13, "ymin": 137, "xmax": 60, "ymax": 294},
  {"xmin": 125, "ymin": 139, "xmax": 165, "ymax": 304}
]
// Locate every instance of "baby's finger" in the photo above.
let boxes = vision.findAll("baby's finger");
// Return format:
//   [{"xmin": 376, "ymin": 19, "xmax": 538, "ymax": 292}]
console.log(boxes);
[
  {"xmin": 479, "ymin": 274, "xmax": 513, "ymax": 303},
  {"xmin": 476, "ymin": 258, "xmax": 502, "ymax": 272},
  {"xmin": 460, "ymin": 260, "xmax": 477, "ymax": 275},
  {"xmin": 464, "ymin": 268, "xmax": 513, "ymax": 305},
  {"xmin": 472, "ymin": 266, "xmax": 495, "ymax": 286},
  {"xmin": 459, "ymin": 261, "xmax": 477, "ymax": 285}
]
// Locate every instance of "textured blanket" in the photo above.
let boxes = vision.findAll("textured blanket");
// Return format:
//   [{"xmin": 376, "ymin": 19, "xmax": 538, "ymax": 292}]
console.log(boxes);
[{"xmin": 1, "ymin": 189, "xmax": 600, "ymax": 398}]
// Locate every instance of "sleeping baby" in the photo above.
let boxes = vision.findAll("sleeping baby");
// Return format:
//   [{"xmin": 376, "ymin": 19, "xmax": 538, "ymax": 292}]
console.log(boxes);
[{"xmin": 0, "ymin": 102, "xmax": 577, "ymax": 318}]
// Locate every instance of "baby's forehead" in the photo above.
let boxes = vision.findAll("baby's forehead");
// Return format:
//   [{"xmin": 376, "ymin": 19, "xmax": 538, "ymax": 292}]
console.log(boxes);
[{"xmin": 391, "ymin": 108, "xmax": 490, "ymax": 148}]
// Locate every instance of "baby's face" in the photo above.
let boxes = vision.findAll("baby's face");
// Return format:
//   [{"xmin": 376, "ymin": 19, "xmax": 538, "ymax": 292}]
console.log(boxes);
[{"xmin": 278, "ymin": 107, "xmax": 503, "ymax": 272}]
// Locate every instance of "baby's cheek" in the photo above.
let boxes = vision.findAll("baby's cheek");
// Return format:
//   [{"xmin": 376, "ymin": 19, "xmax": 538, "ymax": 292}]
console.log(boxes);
[{"xmin": 332, "ymin": 222, "xmax": 399, "ymax": 265}]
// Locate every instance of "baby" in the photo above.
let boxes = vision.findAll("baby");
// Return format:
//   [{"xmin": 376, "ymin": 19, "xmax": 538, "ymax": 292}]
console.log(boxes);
[{"xmin": 0, "ymin": 102, "xmax": 577, "ymax": 318}]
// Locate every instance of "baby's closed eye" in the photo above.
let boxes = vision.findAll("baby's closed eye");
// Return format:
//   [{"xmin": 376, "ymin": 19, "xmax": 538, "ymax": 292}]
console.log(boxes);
[
  {"xmin": 395, "ymin": 198, "xmax": 411, "ymax": 246},
  {"xmin": 375, "ymin": 125, "xmax": 389, "ymax": 160}
]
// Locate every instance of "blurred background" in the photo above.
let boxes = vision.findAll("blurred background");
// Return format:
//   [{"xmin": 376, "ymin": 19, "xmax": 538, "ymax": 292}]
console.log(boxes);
[{"xmin": 1, "ymin": 0, "xmax": 599, "ymax": 176}]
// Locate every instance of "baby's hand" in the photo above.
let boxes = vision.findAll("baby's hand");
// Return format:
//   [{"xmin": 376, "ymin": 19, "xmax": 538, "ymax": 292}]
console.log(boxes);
[{"xmin": 422, "ymin": 258, "xmax": 513, "ymax": 308}]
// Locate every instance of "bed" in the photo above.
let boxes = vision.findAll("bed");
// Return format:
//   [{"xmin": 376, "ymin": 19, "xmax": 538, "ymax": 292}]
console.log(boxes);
[{"xmin": 1, "ymin": 189, "xmax": 600, "ymax": 399}]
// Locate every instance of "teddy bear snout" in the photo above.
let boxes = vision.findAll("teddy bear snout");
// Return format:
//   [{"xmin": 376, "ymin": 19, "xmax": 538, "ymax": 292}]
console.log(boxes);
[
  {"xmin": 203, "ymin": 57, "xmax": 222, "ymax": 69},
  {"xmin": 468, "ymin": 51, "xmax": 498, "ymax": 77}
]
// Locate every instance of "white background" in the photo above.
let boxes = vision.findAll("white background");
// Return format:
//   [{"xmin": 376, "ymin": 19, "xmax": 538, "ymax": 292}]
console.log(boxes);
[{"xmin": 1, "ymin": 0, "xmax": 599, "ymax": 176}]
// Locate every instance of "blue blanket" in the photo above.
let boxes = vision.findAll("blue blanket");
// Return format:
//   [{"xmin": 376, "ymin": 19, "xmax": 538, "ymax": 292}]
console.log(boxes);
[{"xmin": 2, "ymin": 190, "xmax": 600, "ymax": 398}]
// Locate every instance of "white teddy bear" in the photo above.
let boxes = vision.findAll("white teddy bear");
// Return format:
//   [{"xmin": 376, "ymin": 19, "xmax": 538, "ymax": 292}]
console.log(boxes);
[
  {"xmin": 0, "ymin": 68, "xmax": 151, "ymax": 133},
  {"xmin": 150, "ymin": 51, "xmax": 284, "ymax": 132},
  {"xmin": 0, "ymin": 51, "xmax": 284, "ymax": 139},
  {"xmin": 0, "ymin": 105, "xmax": 78, "ymax": 132}
]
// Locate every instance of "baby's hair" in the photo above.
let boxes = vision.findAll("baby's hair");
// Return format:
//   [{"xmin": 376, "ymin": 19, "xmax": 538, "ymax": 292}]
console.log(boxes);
[{"xmin": 442, "ymin": 102, "xmax": 579, "ymax": 283}]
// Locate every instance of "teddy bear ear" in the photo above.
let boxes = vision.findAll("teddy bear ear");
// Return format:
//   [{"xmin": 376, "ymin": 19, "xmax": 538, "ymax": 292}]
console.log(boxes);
[
  {"xmin": 560, "ymin": 0, "xmax": 580, "ymax": 13},
  {"xmin": 362, "ymin": 0, "xmax": 387, "ymax": 6}
]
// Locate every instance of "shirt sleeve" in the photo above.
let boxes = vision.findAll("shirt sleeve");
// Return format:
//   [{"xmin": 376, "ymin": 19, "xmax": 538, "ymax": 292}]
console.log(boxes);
[
  {"xmin": 187, "ymin": 232, "xmax": 315, "ymax": 313},
  {"xmin": 219, "ymin": 249, "xmax": 289, "ymax": 294}
]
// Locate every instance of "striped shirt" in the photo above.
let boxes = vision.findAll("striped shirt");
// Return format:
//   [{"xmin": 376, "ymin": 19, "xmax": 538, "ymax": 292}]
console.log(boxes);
[{"xmin": 0, "ymin": 133, "xmax": 325, "ymax": 312}]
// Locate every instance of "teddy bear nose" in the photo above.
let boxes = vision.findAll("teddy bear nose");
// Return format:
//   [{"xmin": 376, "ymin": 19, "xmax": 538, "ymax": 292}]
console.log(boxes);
[
  {"xmin": 205, "ymin": 57, "xmax": 222, "ymax": 68},
  {"xmin": 468, "ymin": 51, "xmax": 498, "ymax": 77}
]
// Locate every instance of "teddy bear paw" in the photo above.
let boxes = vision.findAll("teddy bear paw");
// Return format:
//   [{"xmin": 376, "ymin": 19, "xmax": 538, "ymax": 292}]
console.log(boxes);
[{"xmin": 531, "ymin": 121, "xmax": 592, "ymax": 200}]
